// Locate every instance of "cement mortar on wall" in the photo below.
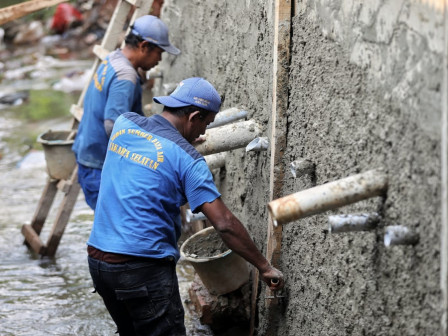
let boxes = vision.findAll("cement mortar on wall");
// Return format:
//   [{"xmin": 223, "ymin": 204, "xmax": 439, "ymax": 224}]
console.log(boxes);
[{"xmin": 160, "ymin": 0, "xmax": 444, "ymax": 335}]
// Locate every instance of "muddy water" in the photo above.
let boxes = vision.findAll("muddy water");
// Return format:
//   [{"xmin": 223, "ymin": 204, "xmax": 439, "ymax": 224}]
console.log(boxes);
[{"xmin": 0, "ymin": 51, "xmax": 212, "ymax": 335}]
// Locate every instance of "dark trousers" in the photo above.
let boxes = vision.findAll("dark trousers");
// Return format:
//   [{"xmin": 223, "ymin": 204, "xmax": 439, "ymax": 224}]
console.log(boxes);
[{"xmin": 88, "ymin": 256, "xmax": 186, "ymax": 336}]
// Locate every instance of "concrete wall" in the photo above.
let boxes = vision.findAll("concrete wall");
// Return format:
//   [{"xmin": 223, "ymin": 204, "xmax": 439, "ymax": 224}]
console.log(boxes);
[{"xmin": 160, "ymin": 0, "xmax": 445, "ymax": 335}]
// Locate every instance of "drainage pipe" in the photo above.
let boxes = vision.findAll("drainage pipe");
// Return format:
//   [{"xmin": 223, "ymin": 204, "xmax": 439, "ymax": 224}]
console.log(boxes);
[
  {"xmin": 328, "ymin": 213, "xmax": 380, "ymax": 233},
  {"xmin": 290, "ymin": 159, "xmax": 315, "ymax": 178},
  {"xmin": 207, "ymin": 108, "xmax": 248, "ymax": 129},
  {"xmin": 185, "ymin": 209, "xmax": 206, "ymax": 223},
  {"xmin": 384, "ymin": 225, "xmax": 419, "ymax": 247},
  {"xmin": 267, "ymin": 169, "xmax": 388, "ymax": 226},
  {"xmin": 204, "ymin": 152, "xmax": 227, "ymax": 170},
  {"xmin": 195, "ymin": 119, "xmax": 262, "ymax": 156},
  {"xmin": 246, "ymin": 137, "xmax": 269, "ymax": 152},
  {"xmin": 146, "ymin": 66, "xmax": 163, "ymax": 79}
]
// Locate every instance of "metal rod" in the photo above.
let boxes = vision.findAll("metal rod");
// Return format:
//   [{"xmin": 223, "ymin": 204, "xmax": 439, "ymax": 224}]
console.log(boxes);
[
  {"xmin": 185, "ymin": 209, "xmax": 206, "ymax": 223},
  {"xmin": 204, "ymin": 152, "xmax": 227, "ymax": 170},
  {"xmin": 290, "ymin": 158, "xmax": 314, "ymax": 178},
  {"xmin": 246, "ymin": 137, "xmax": 269, "ymax": 152},
  {"xmin": 328, "ymin": 213, "xmax": 380, "ymax": 233},
  {"xmin": 207, "ymin": 108, "xmax": 248, "ymax": 129},
  {"xmin": 384, "ymin": 225, "xmax": 419, "ymax": 247},
  {"xmin": 268, "ymin": 169, "xmax": 388, "ymax": 226},
  {"xmin": 195, "ymin": 119, "xmax": 262, "ymax": 156}
]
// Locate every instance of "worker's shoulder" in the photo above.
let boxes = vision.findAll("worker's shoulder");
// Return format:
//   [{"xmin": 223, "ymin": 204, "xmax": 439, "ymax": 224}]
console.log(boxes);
[{"xmin": 108, "ymin": 50, "xmax": 139, "ymax": 84}]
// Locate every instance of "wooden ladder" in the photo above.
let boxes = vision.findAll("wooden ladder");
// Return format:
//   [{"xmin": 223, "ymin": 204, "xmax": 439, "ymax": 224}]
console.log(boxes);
[{"xmin": 22, "ymin": 0, "xmax": 154, "ymax": 257}]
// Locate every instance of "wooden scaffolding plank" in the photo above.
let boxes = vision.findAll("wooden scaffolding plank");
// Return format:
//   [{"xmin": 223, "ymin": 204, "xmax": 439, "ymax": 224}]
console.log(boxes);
[
  {"xmin": 0, "ymin": 0, "xmax": 67, "ymax": 26},
  {"xmin": 44, "ymin": 167, "xmax": 81, "ymax": 257},
  {"xmin": 29, "ymin": 179, "xmax": 58, "ymax": 235},
  {"xmin": 22, "ymin": 224, "xmax": 46, "ymax": 255},
  {"xmin": 249, "ymin": 0, "xmax": 292, "ymax": 335}
]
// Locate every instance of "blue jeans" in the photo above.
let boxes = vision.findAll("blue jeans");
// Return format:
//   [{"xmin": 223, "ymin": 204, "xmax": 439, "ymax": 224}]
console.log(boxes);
[
  {"xmin": 88, "ymin": 256, "xmax": 186, "ymax": 336},
  {"xmin": 77, "ymin": 163, "xmax": 101, "ymax": 211}
]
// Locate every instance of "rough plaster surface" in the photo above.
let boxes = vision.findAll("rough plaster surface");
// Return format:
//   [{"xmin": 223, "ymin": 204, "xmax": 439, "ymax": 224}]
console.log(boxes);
[{"xmin": 161, "ymin": 0, "xmax": 444, "ymax": 335}]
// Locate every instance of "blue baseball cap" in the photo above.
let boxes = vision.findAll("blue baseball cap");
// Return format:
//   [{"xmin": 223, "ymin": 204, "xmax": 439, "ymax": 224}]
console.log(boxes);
[
  {"xmin": 153, "ymin": 77, "xmax": 221, "ymax": 113},
  {"xmin": 131, "ymin": 15, "xmax": 180, "ymax": 55}
]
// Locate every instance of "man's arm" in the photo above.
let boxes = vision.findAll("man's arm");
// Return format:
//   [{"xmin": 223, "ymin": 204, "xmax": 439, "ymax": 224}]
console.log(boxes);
[
  {"xmin": 104, "ymin": 119, "xmax": 114, "ymax": 136},
  {"xmin": 199, "ymin": 197, "xmax": 284, "ymax": 290}
]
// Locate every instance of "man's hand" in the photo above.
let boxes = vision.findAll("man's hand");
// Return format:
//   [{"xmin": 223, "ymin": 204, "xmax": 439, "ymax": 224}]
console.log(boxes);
[{"xmin": 260, "ymin": 266, "xmax": 285, "ymax": 291}]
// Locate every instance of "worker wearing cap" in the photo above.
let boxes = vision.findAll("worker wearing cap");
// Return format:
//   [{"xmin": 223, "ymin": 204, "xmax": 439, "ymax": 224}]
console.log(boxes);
[
  {"xmin": 72, "ymin": 15, "xmax": 180, "ymax": 211},
  {"xmin": 87, "ymin": 77, "xmax": 285, "ymax": 335}
]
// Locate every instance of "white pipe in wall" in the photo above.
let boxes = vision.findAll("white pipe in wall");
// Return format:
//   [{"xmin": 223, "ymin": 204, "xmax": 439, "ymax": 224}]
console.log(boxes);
[
  {"xmin": 204, "ymin": 152, "xmax": 227, "ymax": 170},
  {"xmin": 185, "ymin": 209, "xmax": 206, "ymax": 223},
  {"xmin": 328, "ymin": 213, "xmax": 381, "ymax": 233},
  {"xmin": 267, "ymin": 169, "xmax": 388, "ymax": 226},
  {"xmin": 207, "ymin": 108, "xmax": 248, "ymax": 129},
  {"xmin": 290, "ymin": 158, "xmax": 314, "ymax": 178},
  {"xmin": 195, "ymin": 119, "xmax": 262, "ymax": 156},
  {"xmin": 384, "ymin": 225, "xmax": 419, "ymax": 247},
  {"xmin": 246, "ymin": 137, "xmax": 269, "ymax": 152}
]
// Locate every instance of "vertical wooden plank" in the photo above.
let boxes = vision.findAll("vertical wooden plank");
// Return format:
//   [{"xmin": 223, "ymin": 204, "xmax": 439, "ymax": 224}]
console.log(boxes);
[
  {"xmin": 441, "ymin": 2, "xmax": 448, "ymax": 335},
  {"xmin": 265, "ymin": 0, "xmax": 291, "ymax": 310},
  {"xmin": 44, "ymin": 167, "xmax": 81, "ymax": 257},
  {"xmin": 29, "ymin": 179, "xmax": 58, "ymax": 235},
  {"xmin": 250, "ymin": 0, "xmax": 292, "ymax": 335}
]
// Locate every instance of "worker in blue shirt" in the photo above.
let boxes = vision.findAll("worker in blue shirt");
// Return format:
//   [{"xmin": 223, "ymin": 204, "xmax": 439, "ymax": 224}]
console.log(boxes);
[
  {"xmin": 87, "ymin": 78, "xmax": 285, "ymax": 335},
  {"xmin": 72, "ymin": 15, "xmax": 180, "ymax": 210}
]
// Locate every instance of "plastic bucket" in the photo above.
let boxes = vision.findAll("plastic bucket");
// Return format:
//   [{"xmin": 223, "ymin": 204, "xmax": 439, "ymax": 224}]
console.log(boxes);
[
  {"xmin": 180, "ymin": 226, "xmax": 250, "ymax": 295},
  {"xmin": 37, "ymin": 130, "xmax": 76, "ymax": 180}
]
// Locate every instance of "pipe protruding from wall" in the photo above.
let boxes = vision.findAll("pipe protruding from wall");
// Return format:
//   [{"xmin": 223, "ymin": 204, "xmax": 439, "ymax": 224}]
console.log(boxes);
[
  {"xmin": 268, "ymin": 169, "xmax": 388, "ymax": 226},
  {"xmin": 163, "ymin": 83, "xmax": 178, "ymax": 95},
  {"xmin": 384, "ymin": 225, "xmax": 419, "ymax": 247},
  {"xmin": 207, "ymin": 108, "xmax": 248, "ymax": 129},
  {"xmin": 290, "ymin": 159, "xmax": 315, "ymax": 178},
  {"xmin": 195, "ymin": 119, "xmax": 262, "ymax": 156},
  {"xmin": 204, "ymin": 152, "xmax": 227, "ymax": 170},
  {"xmin": 246, "ymin": 137, "xmax": 269, "ymax": 152},
  {"xmin": 328, "ymin": 213, "xmax": 381, "ymax": 233},
  {"xmin": 186, "ymin": 209, "xmax": 207, "ymax": 223},
  {"xmin": 146, "ymin": 66, "xmax": 163, "ymax": 79}
]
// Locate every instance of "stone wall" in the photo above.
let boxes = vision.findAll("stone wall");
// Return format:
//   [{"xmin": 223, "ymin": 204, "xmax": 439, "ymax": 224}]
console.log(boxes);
[{"xmin": 159, "ymin": 1, "xmax": 445, "ymax": 335}]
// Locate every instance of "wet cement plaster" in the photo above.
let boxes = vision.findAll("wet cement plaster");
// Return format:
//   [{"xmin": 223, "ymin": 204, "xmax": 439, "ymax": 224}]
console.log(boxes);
[{"xmin": 160, "ymin": 0, "xmax": 444, "ymax": 335}]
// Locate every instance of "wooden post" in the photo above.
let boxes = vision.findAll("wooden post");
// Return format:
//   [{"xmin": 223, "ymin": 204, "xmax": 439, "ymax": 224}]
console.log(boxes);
[
  {"xmin": 44, "ymin": 167, "xmax": 80, "ymax": 257},
  {"xmin": 249, "ymin": 0, "xmax": 292, "ymax": 335},
  {"xmin": 441, "ymin": 1, "xmax": 448, "ymax": 335}
]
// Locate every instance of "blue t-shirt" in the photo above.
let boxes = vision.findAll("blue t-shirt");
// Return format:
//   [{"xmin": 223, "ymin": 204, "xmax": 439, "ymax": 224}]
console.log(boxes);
[
  {"xmin": 72, "ymin": 50, "xmax": 144, "ymax": 169},
  {"xmin": 87, "ymin": 113, "xmax": 221, "ymax": 261}
]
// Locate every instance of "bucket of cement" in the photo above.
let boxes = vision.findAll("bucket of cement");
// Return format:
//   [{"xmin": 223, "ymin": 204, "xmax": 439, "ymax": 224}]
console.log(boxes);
[
  {"xmin": 180, "ymin": 226, "xmax": 250, "ymax": 295},
  {"xmin": 37, "ymin": 130, "xmax": 76, "ymax": 180}
]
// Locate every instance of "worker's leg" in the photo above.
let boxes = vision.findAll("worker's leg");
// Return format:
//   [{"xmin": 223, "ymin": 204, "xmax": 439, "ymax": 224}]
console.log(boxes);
[
  {"xmin": 88, "ymin": 257, "xmax": 136, "ymax": 335},
  {"xmin": 88, "ymin": 257, "xmax": 186, "ymax": 336},
  {"xmin": 77, "ymin": 163, "xmax": 101, "ymax": 211}
]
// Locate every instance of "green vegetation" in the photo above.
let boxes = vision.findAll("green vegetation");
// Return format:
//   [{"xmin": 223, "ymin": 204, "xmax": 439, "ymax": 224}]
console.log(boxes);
[{"xmin": 17, "ymin": 89, "xmax": 76, "ymax": 121}]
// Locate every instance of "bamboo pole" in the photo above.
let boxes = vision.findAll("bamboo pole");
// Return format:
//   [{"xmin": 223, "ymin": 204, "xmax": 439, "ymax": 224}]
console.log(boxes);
[{"xmin": 0, "ymin": 0, "xmax": 67, "ymax": 26}]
